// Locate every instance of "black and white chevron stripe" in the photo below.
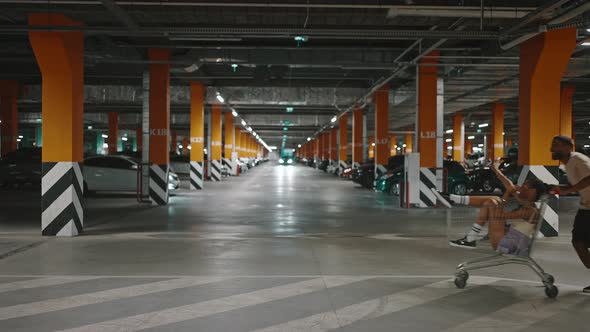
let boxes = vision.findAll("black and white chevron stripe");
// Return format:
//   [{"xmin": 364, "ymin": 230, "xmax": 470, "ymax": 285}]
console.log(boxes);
[
  {"xmin": 339, "ymin": 160, "xmax": 348, "ymax": 176},
  {"xmin": 517, "ymin": 165, "xmax": 559, "ymax": 237},
  {"xmin": 222, "ymin": 158, "xmax": 233, "ymax": 176},
  {"xmin": 419, "ymin": 167, "xmax": 438, "ymax": 207},
  {"xmin": 149, "ymin": 164, "xmax": 169, "ymax": 206},
  {"xmin": 41, "ymin": 162, "xmax": 83, "ymax": 236},
  {"xmin": 352, "ymin": 162, "xmax": 360, "ymax": 169},
  {"xmin": 211, "ymin": 160, "xmax": 222, "ymax": 182},
  {"xmin": 189, "ymin": 161, "xmax": 204, "ymax": 190}
]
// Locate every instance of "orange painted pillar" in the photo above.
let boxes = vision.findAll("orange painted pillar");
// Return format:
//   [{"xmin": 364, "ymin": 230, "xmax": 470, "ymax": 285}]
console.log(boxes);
[
  {"xmin": 352, "ymin": 108, "xmax": 363, "ymax": 168},
  {"xmin": 452, "ymin": 113, "xmax": 464, "ymax": 161},
  {"xmin": 314, "ymin": 137, "xmax": 320, "ymax": 166},
  {"xmin": 224, "ymin": 112, "xmax": 235, "ymax": 174},
  {"xmin": 491, "ymin": 103, "xmax": 505, "ymax": 160},
  {"xmin": 317, "ymin": 133, "xmax": 324, "ymax": 161},
  {"xmin": 404, "ymin": 132, "xmax": 413, "ymax": 154},
  {"xmin": 506, "ymin": 137, "xmax": 513, "ymax": 148},
  {"xmin": 0, "ymin": 80, "xmax": 18, "ymax": 156},
  {"xmin": 368, "ymin": 136, "xmax": 375, "ymax": 159},
  {"xmin": 329, "ymin": 128, "xmax": 337, "ymax": 166},
  {"xmin": 240, "ymin": 131, "xmax": 248, "ymax": 160},
  {"xmin": 182, "ymin": 137, "xmax": 189, "ymax": 155},
  {"xmin": 210, "ymin": 104, "xmax": 222, "ymax": 181},
  {"xmin": 418, "ymin": 50, "xmax": 440, "ymax": 168},
  {"xmin": 374, "ymin": 84, "xmax": 389, "ymax": 178},
  {"xmin": 338, "ymin": 113, "xmax": 348, "ymax": 173},
  {"xmin": 518, "ymin": 28, "xmax": 576, "ymax": 237},
  {"xmin": 147, "ymin": 48, "xmax": 171, "ymax": 205},
  {"xmin": 519, "ymin": 29, "xmax": 576, "ymax": 167},
  {"xmin": 235, "ymin": 127, "xmax": 242, "ymax": 161},
  {"xmin": 560, "ymin": 85, "xmax": 575, "ymax": 137},
  {"xmin": 136, "ymin": 127, "xmax": 142, "ymax": 152},
  {"xmin": 189, "ymin": 82, "xmax": 205, "ymax": 190},
  {"xmin": 108, "ymin": 112, "xmax": 119, "ymax": 154},
  {"xmin": 29, "ymin": 14, "xmax": 84, "ymax": 236}
]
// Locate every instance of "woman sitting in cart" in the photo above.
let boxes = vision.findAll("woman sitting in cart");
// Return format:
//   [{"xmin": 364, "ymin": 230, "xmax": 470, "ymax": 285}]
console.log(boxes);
[{"xmin": 443, "ymin": 159, "xmax": 547, "ymax": 250}]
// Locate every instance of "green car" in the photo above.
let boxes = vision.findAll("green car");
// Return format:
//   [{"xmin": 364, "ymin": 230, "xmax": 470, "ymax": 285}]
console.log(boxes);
[{"xmin": 375, "ymin": 160, "xmax": 470, "ymax": 196}]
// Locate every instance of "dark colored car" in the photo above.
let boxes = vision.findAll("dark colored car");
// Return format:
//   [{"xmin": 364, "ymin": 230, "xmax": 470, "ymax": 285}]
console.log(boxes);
[
  {"xmin": 375, "ymin": 160, "xmax": 470, "ymax": 195},
  {"xmin": 317, "ymin": 159, "xmax": 329, "ymax": 171},
  {"xmin": 0, "ymin": 148, "xmax": 42, "ymax": 188},
  {"xmin": 352, "ymin": 159, "xmax": 375, "ymax": 189},
  {"xmin": 467, "ymin": 158, "xmax": 519, "ymax": 193}
]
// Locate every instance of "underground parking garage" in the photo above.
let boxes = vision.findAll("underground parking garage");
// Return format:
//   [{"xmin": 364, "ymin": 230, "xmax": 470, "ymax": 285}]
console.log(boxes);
[{"xmin": 1, "ymin": 1, "xmax": 590, "ymax": 330}]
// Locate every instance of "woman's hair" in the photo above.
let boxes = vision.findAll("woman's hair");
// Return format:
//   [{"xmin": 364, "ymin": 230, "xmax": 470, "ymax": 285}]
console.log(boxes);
[{"xmin": 524, "ymin": 179, "xmax": 548, "ymax": 201}]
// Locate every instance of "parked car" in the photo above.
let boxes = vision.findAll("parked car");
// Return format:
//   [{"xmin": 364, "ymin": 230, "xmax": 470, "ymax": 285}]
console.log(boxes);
[
  {"xmin": 467, "ymin": 158, "xmax": 519, "ymax": 193},
  {"xmin": 170, "ymin": 154, "xmax": 190, "ymax": 174},
  {"xmin": 317, "ymin": 159, "xmax": 329, "ymax": 171},
  {"xmin": 341, "ymin": 166, "xmax": 353, "ymax": 179},
  {"xmin": 375, "ymin": 160, "xmax": 469, "ymax": 196},
  {"xmin": 83, "ymin": 155, "xmax": 179, "ymax": 194},
  {"xmin": 352, "ymin": 159, "xmax": 375, "ymax": 189},
  {"xmin": 0, "ymin": 148, "xmax": 42, "ymax": 188}
]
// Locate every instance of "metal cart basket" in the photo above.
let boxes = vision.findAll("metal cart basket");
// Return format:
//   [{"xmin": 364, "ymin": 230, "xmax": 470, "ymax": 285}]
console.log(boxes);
[{"xmin": 440, "ymin": 192, "xmax": 558, "ymax": 298}]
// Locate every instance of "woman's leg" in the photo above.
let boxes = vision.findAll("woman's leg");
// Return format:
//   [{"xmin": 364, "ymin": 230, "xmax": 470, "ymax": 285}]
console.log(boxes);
[
  {"xmin": 449, "ymin": 195, "xmax": 501, "ymax": 206},
  {"xmin": 465, "ymin": 199, "xmax": 500, "ymax": 242},
  {"xmin": 488, "ymin": 205, "xmax": 507, "ymax": 250}
]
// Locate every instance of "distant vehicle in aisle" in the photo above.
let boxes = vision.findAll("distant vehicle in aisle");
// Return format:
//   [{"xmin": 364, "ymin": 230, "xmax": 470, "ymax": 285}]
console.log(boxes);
[
  {"xmin": 83, "ymin": 155, "xmax": 179, "ymax": 194},
  {"xmin": 278, "ymin": 148, "xmax": 294, "ymax": 165},
  {"xmin": 0, "ymin": 147, "xmax": 41, "ymax": 188}
]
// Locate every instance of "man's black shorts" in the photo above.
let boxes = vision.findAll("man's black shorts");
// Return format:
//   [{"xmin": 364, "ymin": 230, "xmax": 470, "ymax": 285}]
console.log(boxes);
[{"xmin": 573, "ymin": 209, "xmax": 590, "ymax": 247}]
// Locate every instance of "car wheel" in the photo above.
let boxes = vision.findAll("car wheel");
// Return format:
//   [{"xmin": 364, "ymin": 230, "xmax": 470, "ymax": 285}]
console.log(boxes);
[
  {"xmin": 451, "ymin": 183, "xmax": 468, "ymax": 195},
  {"xmin": 482, "ymin": 179, "xmax": 494, "ymax": 192}
]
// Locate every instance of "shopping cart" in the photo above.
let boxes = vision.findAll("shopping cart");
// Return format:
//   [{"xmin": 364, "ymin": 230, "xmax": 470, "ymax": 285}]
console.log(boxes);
[{"xmin": 435, "ymin": 190, "xmax": 558, "ymax": 298}]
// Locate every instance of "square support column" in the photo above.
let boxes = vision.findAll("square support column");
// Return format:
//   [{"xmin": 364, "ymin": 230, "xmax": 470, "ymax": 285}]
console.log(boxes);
[
  {"xmin": 560, "ymin": 85, "xmax": 575, "ymax": 138},
  {"xmin": 29, "ymin": 14, "xmax": 84, "ymax": 236},
  {"xmin": 108, "ymin": 112, "xmax": 119, "ymax": 155},
  {"xmin": 491, "ymin": 103, "xmax": 505, "ymax": 160},
  {"xmin": 338, "ymin": 113, "xmax": 349, "ymax": 174},
  {"xmin": 352, "ymin": 108, "xmax": 363, "ymax": 168},
  {"xmin": 452, "ymin": 113, "xmax": 464, "ymax": 162},
  {"xmin": 147, "ymin": 48, "xmax": 171, "ymax": 205},
  {"xmin": 518, "ymin": 28, "xmax": 576, "ymax": 237},
  {"xmin": 374, "ymin": 85, "xmax": 389, "ymax": 180},
  {"xmin": 210, "ymin": 104, "xmax": 222, "ymax": 181},
  {"xmin": 189, "ymin": 82, "xmax": 205, "ymax": 190},
  {"xmin": 223, "ymin": 112, "xmax": 236, "ymax": 175}
]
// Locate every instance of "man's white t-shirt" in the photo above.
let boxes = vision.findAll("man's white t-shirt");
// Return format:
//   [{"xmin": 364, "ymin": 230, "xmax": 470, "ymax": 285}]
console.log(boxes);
[{"xmin": 565, "ymin": 152, "xmax": 590, "ymax": 209}]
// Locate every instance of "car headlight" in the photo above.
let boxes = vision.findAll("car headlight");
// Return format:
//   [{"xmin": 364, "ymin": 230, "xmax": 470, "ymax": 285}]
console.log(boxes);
[
  {"xmin": 168, "ymin": 174, "xmax": 174, "ymax": 181},
  {"xmin": 279, "ymin": 159, "xmax": 284, "ymax": 164},
  {"xmin": 287, "ymin": 159, "xmax": 293, "ymax": 164}
]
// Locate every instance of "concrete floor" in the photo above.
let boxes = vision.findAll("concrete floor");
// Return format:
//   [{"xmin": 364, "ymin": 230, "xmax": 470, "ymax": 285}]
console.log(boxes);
[{"xmin": 0, "ymin": 163, "xmax": 588, "ymax": 331}]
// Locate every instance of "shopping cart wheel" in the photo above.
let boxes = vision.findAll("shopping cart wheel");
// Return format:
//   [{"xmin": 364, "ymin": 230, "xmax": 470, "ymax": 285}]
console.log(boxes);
[
  {"xmin": 454, "ymin": 277, "xmax": 467, "ymax": 289},
  {"xmin": 542, "ymin": 273, "xmax": 555, "ymax": 284},
  {"xmin": 456, "ymin": 270, "xmax": 469, "ymax": 281},
  {"xmin": 544, "ymin": 285, "xmax": 558, "ymax": 298}
]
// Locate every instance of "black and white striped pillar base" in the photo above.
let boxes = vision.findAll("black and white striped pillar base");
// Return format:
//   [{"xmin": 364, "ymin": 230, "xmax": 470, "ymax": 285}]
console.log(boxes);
[
  {"xmin": 41, "ymin": 162, "xmax": 83, "ymax": 236},
  {"xmin": 352, "ymin": 162, "xmax": 360, "ymax": 169},
  {"xmin": 222, "ymin": 158, "xmax": 233, "ymax": 176},
  {"xmin": 419, "ymin": 168, "xmax": 438, "ymax": 207},
  {"xmin": 339, "ymin": 160, "xmax": 348, "ymax": 176},
  {"xmin": 211, "ymin": 160, "xmax": 222, "ymax": 182},
  {"xmin": 149, "ymin": 164, "xmax": 169, "ymax": 206},
  {"xmin": 518, "ymin": 165, "xmax": 559, "ymax": 237},
  {"xmin": 189, "ymin": 161, "xmax": 204, "ymax": 190}
]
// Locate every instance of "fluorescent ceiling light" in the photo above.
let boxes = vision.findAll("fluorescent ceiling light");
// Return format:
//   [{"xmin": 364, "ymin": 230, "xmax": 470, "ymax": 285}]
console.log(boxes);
[
  {"xmin": 101, "ymin": 134, "xmax": 108, "ymax": 138},
  {"xmin": 445, "ymin": 138, "xmax": 452, "ymax": 142},
  {"xmin": 371, "ymin": 143, "xmax": 375, "ymax": 146},
  {"xmin": 247, "ymin": 127, "xmax": 253, "ymax": 132},
  {"xmin": 584, "ymin": 144, "xmax": 590, "ymax": 148},
  {"xmin": 122, "ymin": 136, "xmax": 128, "ymax": 141},
  {"xmin": 478, "ymin": 144, "xmax": 484, "ymax": 147},
  {"xmin": 297, "ymin": 144, "xmax": 302, "ymax": 148},
  {"xmin": 87, "ymin": 126, "xmax": 93, "ymax": 130},
  {"xmin": 241, "ymin": 120, "xmax": 247, "ymax": 126},
  {"xmin": 231, "ymin": 110, "xmax": 238, "ymax": 117},
  {"xmin": 583, "ymin": 42, "xmax": 590, "ymax": 46},
  {"xmin": 467, "ymin": 136, "xmax": 475, "ymax": 140},
  {"xmin": 478, "ymin": 123, "xmax": 489, "ymax": 128},
  {"xmin": 183, "ymin": 63, "xmax": 200, "ymax": 73},
  {"xmin": 307, "ymin": 137, "xmax": 311, "ymax": 141},
  {"xmin": 402, "ymin": 144, "xmax": 407, "ymax": 147},
  {"xmin": 445, "ymin": 129, "xmax": 453, "ymax": 133},
  {"xmin": 216, "ymin": 92, "xmax": 225, "ymax": 103},
  {"xmin": 331, "ymin": 116, "xmax": 337, "ymax": 123}
]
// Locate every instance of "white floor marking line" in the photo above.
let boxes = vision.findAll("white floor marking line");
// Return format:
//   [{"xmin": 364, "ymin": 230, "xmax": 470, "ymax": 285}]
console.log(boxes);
[
  {"xmin": 0, "ymin": 276, "xmax": 102, "ymax": 294},
  {"xmin": 442, "ymin": 285, "xmax": 585, "ymax": 332},
  {"xmin": 250, "ymin": 277, "xmax": 496, "ymax": 332},
  {"xmin": 0, "ymin": 276, "xmax": 229, "ymax": 321},
  {"xmin": 57, "ymin": 277, "xmax": 369, "ymax": 332}
]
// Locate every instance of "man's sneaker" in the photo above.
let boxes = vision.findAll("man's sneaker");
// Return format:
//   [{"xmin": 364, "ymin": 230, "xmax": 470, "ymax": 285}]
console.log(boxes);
[
  {"xmin": 449, "ymin": 237, "xmax": 477, "ymax": 249},
  {"xmin": 583, "ymin": 285, "xmax": 590, "ymax": 293}
]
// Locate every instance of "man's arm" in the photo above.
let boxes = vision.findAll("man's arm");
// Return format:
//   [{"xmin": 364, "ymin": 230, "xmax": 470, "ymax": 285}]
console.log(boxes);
[{"xmin": 562, "ymin": 175, "xmax": 590, "ymax": 195}]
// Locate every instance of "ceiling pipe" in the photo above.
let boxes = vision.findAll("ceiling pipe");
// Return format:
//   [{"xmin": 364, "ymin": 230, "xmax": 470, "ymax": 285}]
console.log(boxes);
[
  {"xmin": 500, "ymin": 1, "xmax": 590, "ymax": 50},
  {"xmin": 387, "ymin": 6, "xmax": 532, "ymax": 19}
]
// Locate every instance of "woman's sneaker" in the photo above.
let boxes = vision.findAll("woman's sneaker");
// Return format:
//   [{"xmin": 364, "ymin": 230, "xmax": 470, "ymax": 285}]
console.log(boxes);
[{"xmin": 449, "ymin": 237, "xmax": 477, "ymax": 249}]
